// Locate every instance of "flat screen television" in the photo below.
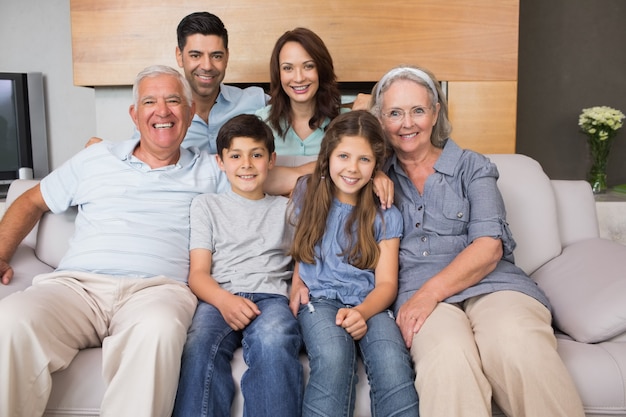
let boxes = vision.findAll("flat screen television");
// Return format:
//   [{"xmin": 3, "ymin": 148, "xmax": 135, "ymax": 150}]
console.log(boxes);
[{"xmin": 0, "ymin": 72, "xmax": 49, "ymax": 198}]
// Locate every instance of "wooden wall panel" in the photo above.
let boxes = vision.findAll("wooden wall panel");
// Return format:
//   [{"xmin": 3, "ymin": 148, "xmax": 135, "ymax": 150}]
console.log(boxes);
[
  {"xmin": 447, "ymin": 81, "xmax": 517, "ymax": 154},
  {"xmin": 70, "ymin": 0, "xmax": 518, "ymax": 86},
  {"xmin": 69, "ymin": 0, "xmax": 519, "ymax": 153}
]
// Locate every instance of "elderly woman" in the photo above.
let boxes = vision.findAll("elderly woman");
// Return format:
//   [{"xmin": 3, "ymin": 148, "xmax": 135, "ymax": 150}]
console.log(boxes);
[{"xmin": 370, "ymin": 66, "xmax": 584, "ymax": 417}]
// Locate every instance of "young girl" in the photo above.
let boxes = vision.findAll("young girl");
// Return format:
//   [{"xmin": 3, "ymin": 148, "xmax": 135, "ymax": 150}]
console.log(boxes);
[{"xmin": 289, "ymin": 110, "xmax": 419, "ymax": 417}]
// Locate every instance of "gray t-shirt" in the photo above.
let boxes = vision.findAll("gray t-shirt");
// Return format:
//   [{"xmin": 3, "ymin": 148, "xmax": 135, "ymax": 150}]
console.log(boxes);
[{"xmin": 189, "ymin": 188, "xmax": 293, "ymax": 297}]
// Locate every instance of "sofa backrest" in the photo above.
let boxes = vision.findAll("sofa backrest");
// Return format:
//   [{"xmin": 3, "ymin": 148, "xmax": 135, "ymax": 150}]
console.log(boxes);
[
  {"xmin": 486, "ymin": 154, "xmax": 563, "ymax": 275},
  {"xmin": 35, "ymin": 207, "xmax": 77, "ymax": 268},
  {"xmin": 8, "ymin": 155, "xmax": 598, "ymax": 274}
]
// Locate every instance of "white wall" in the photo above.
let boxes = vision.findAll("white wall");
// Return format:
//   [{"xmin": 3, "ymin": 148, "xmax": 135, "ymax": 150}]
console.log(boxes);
[
  {"xmin": 0, "ymin": 0, "xmax": 96, "ymax": 171},
  {"xmin": 94, "ymin": 87, "xmax": 135, "ymax": 142}
]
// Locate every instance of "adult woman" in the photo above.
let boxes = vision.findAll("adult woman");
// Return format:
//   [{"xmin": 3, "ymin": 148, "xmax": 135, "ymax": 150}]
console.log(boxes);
[
  {"xmin": 370, "ymin": 65, "xmax": 584, "ymax": 417},
  {"xmin": 256, "ymin": 27, "xmax": 346, "ymax": 156}
]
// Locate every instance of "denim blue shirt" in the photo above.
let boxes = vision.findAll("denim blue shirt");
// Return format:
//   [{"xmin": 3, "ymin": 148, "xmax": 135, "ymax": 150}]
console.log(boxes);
[
  {"xmin": 182, "ymin": 84, "xmax": 268, "ymax": 154},
  {"xmin": 293, "ymin": 179, "xmax": 404, "ymax": 306},
  {"xmin": 386, "ymin": 139, "xmax": 550, "ymax": 312}
]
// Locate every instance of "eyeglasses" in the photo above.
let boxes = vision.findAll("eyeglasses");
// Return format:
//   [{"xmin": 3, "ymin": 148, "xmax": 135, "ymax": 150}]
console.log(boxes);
[{"xmin": 381, "ymin": 106, "xmax": 430, "ymax": 124}]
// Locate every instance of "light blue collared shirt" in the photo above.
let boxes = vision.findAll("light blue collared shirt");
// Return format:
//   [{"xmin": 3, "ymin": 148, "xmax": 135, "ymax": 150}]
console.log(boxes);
[
  {"xmin": 40, "ymin": 139, "xmax": 228, "ymax": 282},
  {"xmin": 183, "ymin": 84, "xmax": 268, "ymax": 154}
]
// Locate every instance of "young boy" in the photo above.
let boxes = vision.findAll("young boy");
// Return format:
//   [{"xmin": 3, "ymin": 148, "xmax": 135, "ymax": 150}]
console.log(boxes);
[{"xmin": 172, "ymin": 114, "xmax": 303, "ymax": 417}]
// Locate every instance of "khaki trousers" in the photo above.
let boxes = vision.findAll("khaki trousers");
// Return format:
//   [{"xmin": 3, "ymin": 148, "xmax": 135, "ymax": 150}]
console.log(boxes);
[
  {"xmin": 410, "ymin": 290, "xmax": 585, "ymax": 417},
  {"xmin": 0, "ymin": 271, "xmax": 197, "ymax": 417}
]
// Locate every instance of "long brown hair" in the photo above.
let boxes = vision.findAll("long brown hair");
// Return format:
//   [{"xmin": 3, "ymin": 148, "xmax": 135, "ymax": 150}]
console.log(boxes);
[
  {"xmin": 267, "ymin": 27, "xmax": 341, "ymax": 138},
  {"xmin": 290, "ymin": 111, "xmax": 387, "ymax": 270}
]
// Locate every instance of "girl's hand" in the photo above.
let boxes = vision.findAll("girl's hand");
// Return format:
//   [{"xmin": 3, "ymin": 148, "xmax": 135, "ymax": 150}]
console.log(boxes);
[
  {"xmin": 372, "ymin": 170, "xmax": 394, "ymax": 209},
  {"xmin": 289, "ymin": 272, "xmax": 310, "ymax": 316},
  {"xmin": 396, "ymin": 290, "xmax": 439, "ymax": 348},
  {"xmin": 336, "ymin": 307, "xmax": 368, "ymax": 340}
]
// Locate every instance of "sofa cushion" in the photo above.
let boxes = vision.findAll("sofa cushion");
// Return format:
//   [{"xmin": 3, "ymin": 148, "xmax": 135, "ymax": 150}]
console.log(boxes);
[
  {"xmin": 550, "ymin": 180, "xmax": 600, "ymax": 246},
  {"xmin": 35, "ymin": 208, "xmax": 76, "ymax": 269},
  {"xmin": 532, "ymin": 238, "xmax": 626, "ymax": 343}
]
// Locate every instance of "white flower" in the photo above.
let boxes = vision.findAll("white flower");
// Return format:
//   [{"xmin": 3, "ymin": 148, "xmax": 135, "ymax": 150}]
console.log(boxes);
[{"xmin": 579, "ymin": 106, "xmax": 625, "ymax": 141}]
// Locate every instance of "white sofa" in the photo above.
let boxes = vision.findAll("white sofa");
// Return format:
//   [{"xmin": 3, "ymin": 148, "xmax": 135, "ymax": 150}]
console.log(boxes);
[{"xmin": 1, "ymin": 153, "xmax": 625, "ymax": 417}]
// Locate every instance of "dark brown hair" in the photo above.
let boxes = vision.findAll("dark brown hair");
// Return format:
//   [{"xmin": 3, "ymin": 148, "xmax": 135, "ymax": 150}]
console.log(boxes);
[
  {"xmin": 216, "ymin": 114, "xmax": 275, "ymax": 157},
  {"xmin": 176, "ymin": 12, "xmax": 228, "ymax": 51}
]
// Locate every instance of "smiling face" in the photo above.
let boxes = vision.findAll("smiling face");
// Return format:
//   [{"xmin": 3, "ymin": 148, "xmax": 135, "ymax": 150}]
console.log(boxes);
[
  {"xmin": 217, "ymin": 136, "xmax": 275, "ymax": 200},
  {"xmin": 129, "ymin": 73, "xmax": 194, "ymax": 166},
  {"xmin": 176, "ymin": 33, "xmax": 228, "ymax": 103},
  {"xmin": 329, "ymin": 135, "xmax": 377, "ymax": 205},
  {"xmin": 278, "ymin": 41, "xmax": 319, "ymax": 107},
  {"xmin": 380, "ymin": 79, "xmax": 439, "ymax": 157}
]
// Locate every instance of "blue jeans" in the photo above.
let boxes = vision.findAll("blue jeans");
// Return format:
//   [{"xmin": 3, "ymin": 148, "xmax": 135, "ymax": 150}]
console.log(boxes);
[
  {"xmin": 173, "ymin": 293, "xmax": 303, "ymax": 417},
  {"xmin": 298, "ymin": 298, "xmax": 419, "ymax": 417}
]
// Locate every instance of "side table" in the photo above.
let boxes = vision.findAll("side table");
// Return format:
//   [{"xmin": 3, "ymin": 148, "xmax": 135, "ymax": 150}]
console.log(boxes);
[{"xmin": 595, "ymin": 191, "xmax": 626, "ymax": 245}]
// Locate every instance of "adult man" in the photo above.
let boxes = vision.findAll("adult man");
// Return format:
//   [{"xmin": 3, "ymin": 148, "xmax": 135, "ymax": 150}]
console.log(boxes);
[
  {"xmin": 0, "ymin": 65, "xmax": 298, "ymax": 417},
  {"xmin": 87, "ymin": 12, "xmax": 266, "ymax": 153},
  {"xmin": 175, "ymin": 11, "xmax": 268, "ymax": 153}
]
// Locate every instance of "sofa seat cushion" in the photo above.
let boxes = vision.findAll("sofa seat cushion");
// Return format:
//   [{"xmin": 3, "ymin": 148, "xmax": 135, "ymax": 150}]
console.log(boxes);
[
  {"xmin": 557, "ymin": 335, "xmax": 626, "ymax": 416},
  {"xmin": 533, "ymin": 238, "xmax": 626, "ymax": 343},
  {"xmin": 45, "ymin": 348, "xmax": 104, "ymax": 417}
]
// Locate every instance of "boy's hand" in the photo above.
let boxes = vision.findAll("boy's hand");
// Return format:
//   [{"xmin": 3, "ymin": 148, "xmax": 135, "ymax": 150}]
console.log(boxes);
[
  {"xmin": 336, "ymin": 308, "xmax": 368, "ymax": 340},
  {"xmin": 218, "ymin": 293, "xmax": 261, "ymax": 331},
  {"xmin": 372, "ymin": 170, "xmax": 394, "ymax": 209}
]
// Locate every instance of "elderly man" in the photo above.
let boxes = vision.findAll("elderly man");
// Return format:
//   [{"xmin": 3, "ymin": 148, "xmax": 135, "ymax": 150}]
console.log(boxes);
[{"xmin": 0, "ymin": 65, "xmax": 301, "ymax": 417}]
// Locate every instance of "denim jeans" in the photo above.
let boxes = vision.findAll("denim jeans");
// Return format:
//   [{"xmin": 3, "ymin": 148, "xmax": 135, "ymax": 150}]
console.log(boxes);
[
  {"xmin": 173, "ymin": 293, "xmax": 303, "ymax": 417},
  {"xmin": 298, "ymin": 297, "xmax": 419, "ymax": 417}
]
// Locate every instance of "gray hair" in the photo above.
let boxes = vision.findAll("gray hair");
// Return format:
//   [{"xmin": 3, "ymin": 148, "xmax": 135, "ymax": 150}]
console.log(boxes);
[
  {"xmin": 132, "ymin": 65, "xmax": 193, "ymax": 108},
  {"xmin": 371, "ymin": 65, "xmax": 452, "ymax": 148}
]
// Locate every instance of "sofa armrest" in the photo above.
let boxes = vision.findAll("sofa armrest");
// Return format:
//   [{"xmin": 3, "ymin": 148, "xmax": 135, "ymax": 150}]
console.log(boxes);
[
  {"xmin": 0, "ymin": 244, "xmax": 54, "ymax": 300},
  {"xmin": 551, "ymin": 180, "xmax": 599, "ymax": 246}
]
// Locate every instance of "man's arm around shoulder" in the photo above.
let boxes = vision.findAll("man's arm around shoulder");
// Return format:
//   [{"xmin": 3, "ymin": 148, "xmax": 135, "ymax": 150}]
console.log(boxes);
[{"xmin": 0, "ymin": 184, "xmax": 50, "ymax": 285}]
